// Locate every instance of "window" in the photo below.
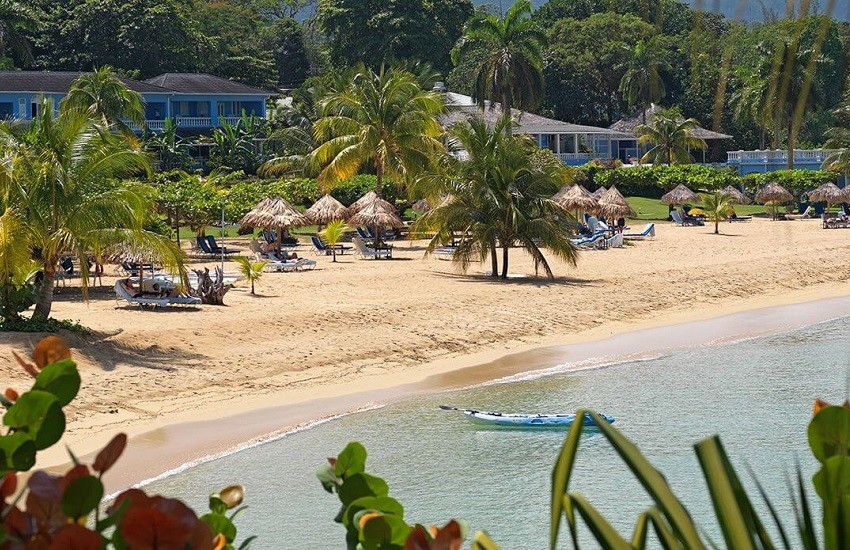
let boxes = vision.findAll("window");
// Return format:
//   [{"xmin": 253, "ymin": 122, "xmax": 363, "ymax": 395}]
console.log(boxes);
[
  {"xmin": 217, "ymin": 103, "xmax": 226, "ymax": 117},
  {"xmin": 17, "ymin": 98, "xmax": 25, "ymax": 118}
]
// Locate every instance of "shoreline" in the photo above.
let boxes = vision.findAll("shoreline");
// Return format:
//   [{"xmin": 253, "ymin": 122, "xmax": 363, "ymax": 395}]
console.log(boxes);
[{"xmin": 48, "ymin": 281, "xmax": 850, "ymax": 492}]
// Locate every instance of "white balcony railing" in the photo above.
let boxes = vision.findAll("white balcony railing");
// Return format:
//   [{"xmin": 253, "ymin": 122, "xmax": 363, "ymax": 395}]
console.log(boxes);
[
  {"xmin": 727, "ymin": 149, "xmax": 839, "ymax": 164},
  {"xmin": 220, "ymin": 116, "xmax": 242, "ymax": 126},
  {"xmin": 556, "ymin": 153, "xmax": 596, "ymax": 162},
  {"xmin": 176, "ymin": 117, "xmax": 212, "ymax": 128}
]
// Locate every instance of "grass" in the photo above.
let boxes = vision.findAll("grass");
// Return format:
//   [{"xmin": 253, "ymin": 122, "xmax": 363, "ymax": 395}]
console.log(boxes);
[{"xmin": 626, "ymin": 196, "xmax": 772, "ymax": 221}]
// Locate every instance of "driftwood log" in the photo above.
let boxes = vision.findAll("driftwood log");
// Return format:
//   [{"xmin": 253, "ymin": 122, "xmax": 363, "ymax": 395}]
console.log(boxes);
[{"xmin": 191, "ymin": 267, "xmax": 231, "ymax": 305}]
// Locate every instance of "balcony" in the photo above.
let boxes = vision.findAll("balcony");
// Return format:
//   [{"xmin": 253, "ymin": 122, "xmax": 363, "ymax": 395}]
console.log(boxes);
[
  {"xmin": 727, "ymin": 149, "xmax": 836, "ymax": 164},
  {"xmin": 176, "ymin": 117, "xmax": 212, "ymax": 128},
  {"xmin": 219, "ymin": 116, "xmax": 242, "ymax": 126}
]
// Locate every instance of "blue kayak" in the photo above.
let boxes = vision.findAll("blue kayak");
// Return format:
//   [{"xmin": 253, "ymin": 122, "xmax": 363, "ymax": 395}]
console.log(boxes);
[{"xmin": 440, "ymin": 406, "xmax": 615, "ymax": 428}]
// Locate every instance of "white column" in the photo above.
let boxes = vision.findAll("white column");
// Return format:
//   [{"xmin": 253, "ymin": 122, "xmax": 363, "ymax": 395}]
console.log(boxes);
[
  {"xmin": 555, "ymin": 134, "xmax": 561, "ymax": 155},
  {"xmin": 573, "ymin": 134, "xmax": 579, "ymax": 155}
]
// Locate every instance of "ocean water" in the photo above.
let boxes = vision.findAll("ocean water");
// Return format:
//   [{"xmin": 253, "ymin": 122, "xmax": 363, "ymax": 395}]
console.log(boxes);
[{"xmin": 147, "ymin": 318, "xmax": 849, "ymax": 548}]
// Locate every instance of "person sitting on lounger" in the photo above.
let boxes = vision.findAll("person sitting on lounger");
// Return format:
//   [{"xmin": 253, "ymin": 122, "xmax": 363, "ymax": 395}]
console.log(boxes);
[{"xmin": 261, "ymin": 240, "xmax": 298, "ymax": 258}]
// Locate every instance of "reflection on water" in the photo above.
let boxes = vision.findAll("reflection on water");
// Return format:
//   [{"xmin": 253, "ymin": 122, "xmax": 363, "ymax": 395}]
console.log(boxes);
[{"xmin": 148, "ymin": 318, "xmax": 848, "ymax": 548}]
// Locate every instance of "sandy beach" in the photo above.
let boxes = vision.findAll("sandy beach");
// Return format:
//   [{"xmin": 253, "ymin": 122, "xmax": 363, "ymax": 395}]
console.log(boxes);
[{"xmin": 3, "ymin": 217, "xmax": 850, "ymax": 487}]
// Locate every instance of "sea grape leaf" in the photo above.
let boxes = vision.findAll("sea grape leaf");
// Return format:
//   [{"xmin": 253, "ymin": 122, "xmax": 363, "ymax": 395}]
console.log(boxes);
[
  {"xmin": 3, "ymin": 390, "xmax": 65, "ymax": 450},
  {"xmin": 33, "ymin": 359, "xmax": 80, "ymax": 407},
  {"xmin": 209, "ymin": 495, "xmax": 227, "ymax": 515},
  {"xmin": 809, "ymin": 406, "xmax": 850, "ymax": 463},
  {"xmin": 0, "ymin": 432, "xmax": 36, "ymax": 473},
  {"xmin": 317, "ymin": 463, "xmax": 339, "ymax": 493},
  {"xmin": 201, "ymin": 512, "xmax": 237, "ymax": 543},
  {"xmin": 334, "ymin": 442, "xmax": 367, "ymax": 478},
  {"xmin": 360, "ymin": 513, "xmax": 410, "ymax": 548},
  {"xmin": 343, "ymin": 496, "xmax": 404, "ymax": 529},
  {"xmin": 812, "ymin": 455, "xmax": 850, "ymax": 549},
  {"xmin": 93, "ymin": 433, "xmax": 127, "ymax": 474},
  {"xmin": 61, "ymin": 475, "xmax": 104, "ymax": 520},
  {"xmin": 338, "ymin": 473, "xmax": 389, "ymax": 507},
  {"xmin": 47, "ymin": 524, "xmax": 102, "ymax": 547}
]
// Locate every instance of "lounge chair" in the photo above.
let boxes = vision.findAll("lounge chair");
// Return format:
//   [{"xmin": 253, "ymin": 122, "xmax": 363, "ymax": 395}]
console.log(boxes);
[
  {"xmin": 432, "ymin": 246, "xmax": 456, "ymax": 260},
  {"xmin": 266, "ymin": 252, "xmax": 316, "ymax": 271},
  {"xmin": 670, "ymin": 210, "xmax": 685, "ymax": 226},
  {"xmin": 624, "ymin": 223, "xmax": 655, "ymax": 240},
  {"xmin": 205, "ymin": 235, "xmax": 238, "ymax": 255},
  {"xmin": 355, "ymin": 227, "xmax": 371, "ymax": 240},
  {"xmin": 784, "ymin": 206, "xmax": 814, "ymax": 220},
  {"xmin": 605, "ymin": 233, "xmax": 624, "ymax": 248},
  {"xmin": 571, "ymin": 233, "xmax": 607, "ymax": 250},
  {"xmin": 114, "ymin": 279, "xmax": 200, "ymax": 308},
  {"xmin": 352, "ymin": 236, "xmax": 392, "ymax": 259},
  {"xmin": 311, "ymin": 235, "xmax": 352, "ymax": 256}
]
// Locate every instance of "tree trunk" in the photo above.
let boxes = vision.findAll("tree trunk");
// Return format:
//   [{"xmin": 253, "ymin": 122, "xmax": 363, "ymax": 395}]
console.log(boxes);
[
  {"xmin": 501, "ymin": 245, "xmax": 509, "ymax": 279},
  {"xmin": 787, "ymin": 119, "xmax": 795, "ymax": 169},
  {"xmin": 33, "ymin": 267, "xmax": 56, "ymax": 320},
  {"xmin": 714, "ymin": 218, "xmax": 719, "ymax": 234},
  {"xmin": 250, "ymin": 279, "xmax": 255, "ymax": 295},
  {"xmin": 375, "ymin": 156, "xmax": 383, "ymax": 197},
  {"xmin": 175, "ymin": 205, "xmax": 181, "ymax": 249},
  {"xmin": 489, "ymin": 240, "xmax": 498, "ymax": 278},
  {"xmin": 759, "ymin": 125, "xmax": 766, "ymax": 150},
  {"xmin": 191, "ymin": 267, "xmax": 231, "ymax": 305},
  {"xmin": 332, "ymin": 248, "xmax": 337, "ymax": 262},
  {"xmin": 501, "ymin": 92, "xmax": 512, "ymax": 136}
]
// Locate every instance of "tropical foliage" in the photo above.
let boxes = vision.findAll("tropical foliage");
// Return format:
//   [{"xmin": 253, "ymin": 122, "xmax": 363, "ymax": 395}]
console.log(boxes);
[
  {"xmin": 636, "ymin": 111, "xmax": 707, "ymax": 165},
  {"xmin": 235, "ymin": 256, "xmax": 267, "ymax": 295},
  {"xmin": 0, "ymin": 336, "xmax": 255, "ymax": 548},
  {"xmin": 701, "ymin": 191, "xmax": 734, "ymax": 234},
  {"xmin": 320, "ymin": 220, "xmax": 347, "ymax": 262},
  {"xmin": 618, "ymin": 37, "xmax": 669, "ymax": 118},
  {"xmin": 60, "ymin": 65, "xmax": 145, "ymax": 132},
  {"xmin": 416, "ymin": 116, "xmax": 577, "ymax": 279}
]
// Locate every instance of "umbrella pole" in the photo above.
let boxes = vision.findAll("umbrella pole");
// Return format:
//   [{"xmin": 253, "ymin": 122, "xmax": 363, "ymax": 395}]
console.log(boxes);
[{"xmin": 220, "ymin": 205, "xmax": 225, "ymax": 275}]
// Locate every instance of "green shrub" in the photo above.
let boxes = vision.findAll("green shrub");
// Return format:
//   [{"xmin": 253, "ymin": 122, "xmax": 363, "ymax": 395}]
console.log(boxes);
[
  {"xmin": 0, "ymin": 317, "xmax": 89, "ymax": 334},
  {"xmin": 741, "ymin": 169, "xmax": 838, "ymax": 196},
  {"xmin": 591, "ymin": 165, "xmax": 741, "ymax": 198}
]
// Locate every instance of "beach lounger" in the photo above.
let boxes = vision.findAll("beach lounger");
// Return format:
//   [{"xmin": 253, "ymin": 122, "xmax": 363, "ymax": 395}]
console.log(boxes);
[
  {"xmin": 114, "ymin": 279, "xmax": 201, "ymax": 308},
  {"xmin": 784, "ymin": 206, "xmax": 813, "ymax": 220},
  {"xmin": 206, "ymin": 235, "xmax": 238, "ymax": 255},
  {"xmin": 670, "ymin": 210, "xmax": 685, "ymax": 226},
  {"xmin": 352, "ymin": 236, "xmax": 392, "ymax": 259},
  {"xmin": 571, "ymin": 233, "xmax": 607, "ymax": 250},
  {"xmin": 356, "ymin": 227, "xmax": 371, "ymax": 240},
  {"xmin": 605, "ymin": 233, "xmax": 624, "ymax": 248},
  {"xmin": 266, "ymin": 252, "xmax": 316, "ymax": 271},
  {"xmin": 311, "ymin": 235, "xmax": 352, "ymax": 256},
  {"xmin": 432, "ymin": 246, "xmax": 456, "ymax": 260},
  {"xmin": 623, "ymin": 223, "xmax": 655, "ymax": 240}
]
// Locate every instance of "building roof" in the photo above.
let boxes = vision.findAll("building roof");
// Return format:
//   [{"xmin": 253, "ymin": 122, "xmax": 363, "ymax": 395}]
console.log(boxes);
[
  {"xmin": 441, "ymin": 92, "xmax": 628, "ymax": 136},
  {"xmin": 0, "ymin": 71, "xmax": 172, "ymax": 94},
  {"xmin": 145, "ymin": 73, "xmax": 272, "ymax": 95},
  {"xmin": 609, "ymin": 104, "xmax": 733, "ymax": 140}
]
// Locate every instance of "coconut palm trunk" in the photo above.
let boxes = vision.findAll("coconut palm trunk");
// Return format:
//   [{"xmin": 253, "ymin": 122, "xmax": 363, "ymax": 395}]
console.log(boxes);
[
  {"xmin": 490, "ymin": 240, "xmax": 498, "ymax": 278},
  {"xmin": 501, "ymin": 244, "xmax": 510, "ymax": 279},
  {"xmin": 33, "ymin": 266, "xmax": 56, "ymax": 319}
]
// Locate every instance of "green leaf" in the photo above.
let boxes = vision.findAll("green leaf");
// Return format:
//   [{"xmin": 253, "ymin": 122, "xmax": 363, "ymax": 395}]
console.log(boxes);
[
  {"xmin": 96, "ymin": 498, "xmax": 129, "ymax": 532},
  {"xmin": 0, "ymin": 432, "xmax": 36, "ymax": 473},
  {"xmin": 812, "ymin": 455, "xmax": 850, "ymax": 548},
  {"xmin": 550, "ymin": 408, "xmax": 585, "ymax": 550},
  {"xmin": 644, "ymin": 507, "xmax": 680, "ymax": 549},
  {"xmin": 631, "ymin": 512, "xmax": 649, "ymax": 548},
  {"xmin": 359, "ymin": 513, "xmax": 410, "ymax": 549},
  {"xmin": 335, "ymin": 442, "xmax": 367, "ymax": 478},
  {"xmin": 791, "ymin": 464, "xmax": 819, "ymax": 550},
  {"xmin": 338, "ymin": 473, "xmax": 389, "ymax": 507},
  {"xmin": 209, "ymin": 495, "xmax": 227, "ymax": 515},
  {"xmin": 316, "ymin": 463, "xmax": 339, "ymax": 493},
  {"xmin": 3, "ymin": 391, "xmax": 65, "ymax": 450},
  {"xmin": 808, "ymin": 406, "xmax": 850, "ymax": 463},
  {"xmin": 746, "ymin": 463, "xmax": 793, "ymax": 550},
  {"xmin": 61, "ymin": 475, "xmax": 104, "ymax": 520},
  {"xmin": 566, "ymin": 492, "xmax": 631, "ymax": 549},
  {"xmin": 238, "ymin": 535, "xmax": 257, "ymax": 549},
  {"xmin": 471, "ymin": 530, "xmax": 501, "ymax": 549},
  {"xmin": 33, "ymin": 359, "xmax": 80, "ymax": 407},
  {"xmin": 201, "ymin": 513, "xmax": 238, "ymax": 543},
  {"xmin": 590, "ymin": 411, "xmax": 702, "ymax": 547},
  {"xmin": 343, "ymin": 496, "xmax": 404, "ymax": 529}
]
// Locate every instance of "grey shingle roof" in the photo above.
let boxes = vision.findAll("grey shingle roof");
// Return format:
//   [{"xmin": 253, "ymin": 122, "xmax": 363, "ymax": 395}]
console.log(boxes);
[
  {"xmin": 610, "ymin": 104, "xmax": 733, "ymax": 140},
  {"xmin": 145, "ymin": 73, "xmax": 272, "ymax": 95},
  {"xmin": 0, "ymin": 71, "xmax": 172, "ymax": 94}
]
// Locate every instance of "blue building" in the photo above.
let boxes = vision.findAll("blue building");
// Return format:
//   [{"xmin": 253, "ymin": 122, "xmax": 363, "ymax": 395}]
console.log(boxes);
[{"xmin": 0, "ymin": 71, "xmax": 272, "ymax": 133}]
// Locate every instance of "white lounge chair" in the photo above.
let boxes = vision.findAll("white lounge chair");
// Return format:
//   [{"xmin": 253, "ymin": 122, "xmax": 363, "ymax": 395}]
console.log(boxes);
[
  {"xmin": 264, "ymin": 252, "xmax": 316, "ymax": 271},
  {"xmin": 352, "ymin": 236, "xmax": 392, "ymax": 259},
  {"xmin": 114, "ymin": 279, "xmax": 201, "ymax": 308},
  {"xmin": 571, "ymin": 233, "xmax": 607, "ymax": 249},
  {"xmin": 624, "ymin": 223, "xmax": 655, "ymax": 240},
  {"xmin": 605, "ymin": 233, "xmax": 624, "ymax": 248},
  {"xmin": 432, "ymin": 246, "xmax": 456, "ymax": 260}
]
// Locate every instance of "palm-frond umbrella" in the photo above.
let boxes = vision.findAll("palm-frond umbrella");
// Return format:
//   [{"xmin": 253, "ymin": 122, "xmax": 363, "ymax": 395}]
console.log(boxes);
[
  {"xmin": 412, "ymin": 199, "xmax": 430, "ymax": 213},
  {"xmin": 347, "ymin": 191, "xmax": 395, "ymax": 216},
  {"xmin": 597, "ymin": 185, "xmax": 636, "ymax": 219},
  {"xmin": 590, "ymin": 186, "xmax": 608, "ymax": 200},
  {"xmin": 756, "ymin": 181, "xmax": 794, "ymax": 220},
  {"xmin": 661, "ymin": 184, "xmax": 699, "ymax": 206},
  {"xmin": 348, "ymin": 199, "xmax": 404, "ymax": 246},
  {"xmin": 808, "ymin": 182, "xmax": 845, "ymax": 212},
  {"xmin": 721, "ymin": 185, "xmax": 750, "ymax": 205},
  {"xmin": 553, "ymin": 183, "xmax": 598, "ymax": 224},
  {"xmin": 240, "ymin": 197, "xmax": 310, "ymax": 250},
  {"xmin": 306, "ymin": 194, "xmax": 348, "ymax": 226}
]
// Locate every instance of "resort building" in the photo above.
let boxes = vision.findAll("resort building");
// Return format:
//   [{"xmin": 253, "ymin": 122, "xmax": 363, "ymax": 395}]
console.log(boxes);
[
  {"xmin": 726, "ymin": 149, "xmax": 835, "ymax": 175},
  {"xmin": 440, "ymin": 90, "xmax": 630, "ymax": 166},
  {"xmin": 0, "ymin": 71, "xmax": 272, "ymax": 133}
]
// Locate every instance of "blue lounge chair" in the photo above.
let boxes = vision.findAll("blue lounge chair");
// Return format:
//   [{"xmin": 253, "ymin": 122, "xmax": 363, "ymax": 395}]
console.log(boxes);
[
  {"xmin": 356, "ymin": 227, "xmax": 371, "ymax": 240},
  {"xmin": 206, "ymin": 235, "xmax": 238, "ymax": 255},
  {"xmin": 311, "ymin": 235, "xmax": 352, "ymax": 256},
  {"xmin": 623, "ymin": 223, "xmax": 655, "ymax": 240}
]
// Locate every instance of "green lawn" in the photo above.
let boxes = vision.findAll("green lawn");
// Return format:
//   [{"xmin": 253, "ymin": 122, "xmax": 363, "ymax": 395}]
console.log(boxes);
[{"xmin": 626, "ymin": 196, "xmax": 771, "ymax": 221}]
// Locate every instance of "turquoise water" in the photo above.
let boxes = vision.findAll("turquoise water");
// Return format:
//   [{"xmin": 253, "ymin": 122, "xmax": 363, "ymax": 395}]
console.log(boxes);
[{"xmin": 148, "ymin": 318, "xmax": 848, "ymax": 548}]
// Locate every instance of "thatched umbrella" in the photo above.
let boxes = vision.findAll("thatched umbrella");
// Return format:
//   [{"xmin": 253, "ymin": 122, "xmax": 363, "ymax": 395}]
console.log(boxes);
[
  {"xmin": 721, "ymin": 185, "xmax": 750, "ymax": 205},
  {"xmin": 347, "ymin": 191, "xmax": 395, "ymax": 216},
  {"xmin": 661, "ymin": 184, "xmax": 699, "ymax": 206},
  {"xmin": 597, "ymin": 185, "xmax": 636, "ymax": 219},
  {"xmin": 756, "ymin": 181, "xmax": 794, "ymax": 220},
  {"xmin": 554, "ymin": 184, "xmax": 598, "ymax": 211},
  {"xmin": 240, "ymin": 197, "xmax": 310, "ymax": 251},
  {"xmin": 590, "ymin": 186, "xmax": 608, "ymax": 200},
  {"xmin": 808, "ymin": 182, "xmax": 845, "ymax": 212},
  {"xmin": 306, "ymin": 194, "xmax": 348, "ymax": 226},
  {"xmin": 348, "ymin": 199, "xmax": 404, "ymax": 246},
  {"xmin": 412, "ymin": 199, "xmax": 430, "ymax": 213}
]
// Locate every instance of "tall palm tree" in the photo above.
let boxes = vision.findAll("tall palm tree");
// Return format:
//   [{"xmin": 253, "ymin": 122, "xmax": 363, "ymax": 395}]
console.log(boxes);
[
  {"xmin": 305, "ymin": 65, "xmax": 445, "ymax": 197},
  {"xmin": 61, "ymin": 66, "xmax": 146, "ymax": 133},
  {"xmin": 701, "ymin": 191, "xmax": 733, "ymax": 235},
  {"xmin": 822, "ymin": 127, "xmax": 850, "ymax": 182},
  {"xmin": 636, "ymin": 112, "xmax": 707, "ymax": 165},
  {"xmin": 618, "ymin": 38, "xmax": 670, "ymax": 123},
  {"xmin": 0, "ymin": 0, "xmax": 36, "ymax": 67},
  {"xmin": 417, "ymin": 115, "xmax": 578, "ymax": 279},
  {"xmin": 730, "ymin": 67, "xmax": 770, "ymax": 149},
  {"xmin": 756, "ymin": 38, "xmax": 825, "ymax": 169},
  {"xmin": 451, "ymin": 0, "xmax": 545, "ymax": 127},
  {"xmin": 0, "ymin": 102, "xmax": 184, "ymax": 320}
]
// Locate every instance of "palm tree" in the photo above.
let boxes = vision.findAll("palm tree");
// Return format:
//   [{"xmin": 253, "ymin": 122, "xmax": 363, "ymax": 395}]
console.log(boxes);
[
  {"xmin": 636, "ymin": 112, "xmax": 707, "ymax": 165},
  {"xmin": 234, "ymin": 256, "xmax": 267, "ymax": 295},
  {"xmin": 417, "ymin": 115, "xmax": 578, "ymax": 279},
  {"xmin": 822, "ymin": 127, "xmax": 850, "ymax": 182},
  {"xmin": 306, "ymin": 65, "xmax": 445, "ymax": 197},
  {"xmin": 320, "ymin": 220, "xmax": 347, "ymax": 263},
  {"xmin": 730, "ymin": 66, "xmax": 770, "ymax": 149},
  {"xmin": 0, "ymin": 0, "xmax": 36, "ymax": 67},
  {"xmin": 0, "ymin": 102, "xmax": 185, "ymax": 320},
  {"xmin": 61, "ymin": 66, "xmax": 146, "ymax": 133},
  {"xmin": 618, "ymin": 38, "xmax": 670, "ymax": 122},
  {"xmin": 451, "ymin": 0, "xmax": 545, "ymax": 127},
  {"xmin": 145, "ymin": 118, "xmax": 192, "ymax": 171},
  {"xmin": 701, "ymin": 191, "xmax": 733, "ymax": 235}
]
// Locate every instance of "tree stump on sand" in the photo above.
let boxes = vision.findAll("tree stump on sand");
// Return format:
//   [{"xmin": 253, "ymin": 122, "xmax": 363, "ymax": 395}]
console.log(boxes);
[{"xmin": 191, "ymin": 267, "xmax": 231, "ymax": 305}]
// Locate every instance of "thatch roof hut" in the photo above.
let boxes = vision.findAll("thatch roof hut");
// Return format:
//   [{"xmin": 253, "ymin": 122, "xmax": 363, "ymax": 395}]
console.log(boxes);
[
  {"xmin": 553, "ymin": 184, "xmax": 598, "ymax": 213},
  {"xmin": 348, "ymin": 201, "xmax": 405, "ymax": 229},
  {"xmin": 240, "ymin": 197, "xmax": 310, "ymax": 229},
  {"xmin": 412, "ymin": 199, "xmax": 430, "ymax": 213},
  {"xmin": 597, "ymin": 185, "xmax": 636, "ymax": 218},
  {"xmin": 721, "ymin": 186, "xmax": 750, "ymax": 205},
  {"xmin": 808, "ymin": 182, "xmax": 846, "ymax": 206},
  {"xmin": 306, "ymin": 194, "xmax": 348, "ymax": 225},
  {"xmin": 590, "ymin": 186, "xmax": 608, "ymax": 200},
  {"xmin": 756, "ymin": 182, "xmax": 794, "ymax": 220},
  {"xmin": 347, "ymin": 191, "xmax": 396, "ymax": 215},
  {"xmin": 661, "ymin": 184, "xmax": 699, "ymax": 206}
]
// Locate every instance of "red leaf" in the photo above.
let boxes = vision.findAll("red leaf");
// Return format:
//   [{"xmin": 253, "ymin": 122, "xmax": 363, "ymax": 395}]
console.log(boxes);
[
  {"xmin": 404, "ymin": 525, "xmax": 432, "ymax": 550},
  {"xmin": 1, "ymin": 472, "xmax": 17, "ymax": 499},
  {"xmin": 4, "ymin": 387, "xmax": 18, "ymax": 402},
  {"xmin": 3, "ymin": 505, "xmax": 34, "ymax": 538},
  {"xmin": 48, "ymin": 524, "xmax": 102, "ymax": 549},
  {"xmin": 61, "ymin": 465, "xmax": 90, "ymax": 491},
  {"xmin": 32, "ymin": 336, "xmax": 71, "ymax": 369},
  {"xmin": 188, "ymin": 521, "xmax": 217, "ymax": 550},
  {"xmin": 120, "ymin": 507, "xmax": 191, "ymax": 548},
  {"xmin": 432, "ymin": 520, "xmax": 463, "ymax": 550},
  {"xmin": 93, "ymin": 433, "xmax": 127, "ymax": 474}
]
